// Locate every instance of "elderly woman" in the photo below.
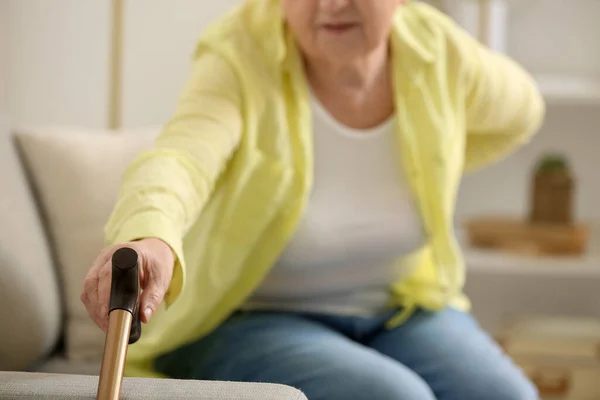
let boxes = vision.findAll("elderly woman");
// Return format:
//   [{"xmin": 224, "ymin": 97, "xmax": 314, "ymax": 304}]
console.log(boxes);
[{"xmin": 82, "ymin": 0, "xmax": 545, "ymax": 399}]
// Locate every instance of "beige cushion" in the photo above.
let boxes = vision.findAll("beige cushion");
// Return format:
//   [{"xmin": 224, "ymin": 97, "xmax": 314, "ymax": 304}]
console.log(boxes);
[
  {"xmin": 0, "ymin": 119, "xmax": 62, "ymax": 370},
  {"xmin": 32, "ymin": 356, "xmax": 101, "ymax": 376},
  {"xmin": 0, "ymin": 372, "xmax": 308, "ymax": 400},
  {"xmin": 15, "ymin": 127, "xmax": 159, "ymax": 361}
]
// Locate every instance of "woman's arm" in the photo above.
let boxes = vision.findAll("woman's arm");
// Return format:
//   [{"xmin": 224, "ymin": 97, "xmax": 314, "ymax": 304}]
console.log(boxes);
[
  {"xmin": 421, "ymin": 3, "xmax": 546, "ymax": 172},
  {"xmin": 461, "ymin": 36, "xmax": 546, "ymax": 172},
  {"xmin": 104, "ymin": 51, "xmax": 243, "ymax": 306}
]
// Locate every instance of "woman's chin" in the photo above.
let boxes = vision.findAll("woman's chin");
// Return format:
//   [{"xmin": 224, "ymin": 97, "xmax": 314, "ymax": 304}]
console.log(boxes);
[{"xmin": 317, "ymin": 47, "xmax": 366, "ymax": 64}]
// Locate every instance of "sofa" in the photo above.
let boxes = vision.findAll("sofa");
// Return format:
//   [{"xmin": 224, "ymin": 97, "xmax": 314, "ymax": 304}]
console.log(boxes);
[{"xmin": 0, "ymin": 117, "xmax": 307, "ymax": 399}]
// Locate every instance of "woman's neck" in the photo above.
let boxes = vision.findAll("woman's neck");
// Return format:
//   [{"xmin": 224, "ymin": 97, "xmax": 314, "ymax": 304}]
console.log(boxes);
[
  {"xmin": 304, "ymin": 42, "xmax": 395, "ymax": 130},
  {"xmin": 305, "ymin": 43, "xmax": 390, "ymax": 104}
]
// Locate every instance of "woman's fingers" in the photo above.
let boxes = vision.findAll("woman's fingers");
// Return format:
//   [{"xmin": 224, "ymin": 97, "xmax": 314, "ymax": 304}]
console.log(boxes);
[
  {"xmin": 81, "ymin": 271, "xmax": 100, "ymax": 326},
  {"xmin": 95, "ymin": 260, "xmax": 112, "ymax": 332},
  {"xmin": 81, "ymin": 264, "xmax": 104, "ymax": 332},
  {"xmin": 81, "ymin": 238, "xmax": 175, "ymax": 333},
  {"xmin": 139, "ymin": 258, "xmax": 171, "ymax": 324},
  {"xmin": 81, "ymin": 245, "xmax": 116, "ymax": 332}
]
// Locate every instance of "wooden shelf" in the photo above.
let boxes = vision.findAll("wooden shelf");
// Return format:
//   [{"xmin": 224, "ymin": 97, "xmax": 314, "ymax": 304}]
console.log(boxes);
[
  {"xmin": 458, "ymin": 224, "xmax": 600, "ymax": 277},
  {"xmin": 535, "ymin": 74, "xmax": 600, "ymax": 105},
  {"xmin": 464, "ymin": 247, "xmax": 600, "ymax": 277}
]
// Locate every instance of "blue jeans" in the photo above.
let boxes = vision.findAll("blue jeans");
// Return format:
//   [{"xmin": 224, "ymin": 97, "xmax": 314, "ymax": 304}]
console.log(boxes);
[{"xmin": 155, "ymin": 307, "xmax": 538, "ymax": 400}]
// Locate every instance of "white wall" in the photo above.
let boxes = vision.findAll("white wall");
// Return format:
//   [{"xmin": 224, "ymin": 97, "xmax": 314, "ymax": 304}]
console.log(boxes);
[
  {"xmin": 4, "ymin": 0, "xmax": 111, "ymax": 129},
  {"xmin": 121, "ymin": 0, "xmax": 241, "ymax": 128},
  {"xmin": 508, "ymin": 0, "xmax": 600, "ymax": 76},
  {"xmin": 0, "ymin": 0, "xmax": 8, "ymax": 116},
  {"xmin": 2, "ymin": 0, "xmax": 241, "ymax": 129}
]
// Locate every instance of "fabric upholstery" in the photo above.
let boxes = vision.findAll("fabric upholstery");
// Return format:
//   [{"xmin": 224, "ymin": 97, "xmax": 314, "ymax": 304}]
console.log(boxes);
[
  {"xmin": 31, "ymin": 356, "xmax": 101, "ymax": 376},
  {"xmin": 14, "ymin": 127, "xmax": 159, "ymax": 362},
  {"xmin": 0, "ymin": 118, "xmax": 62, "ymax": 370},
  {"xmin": 0, "ymin": 372, "xmax": 307, "ymax": 400}
]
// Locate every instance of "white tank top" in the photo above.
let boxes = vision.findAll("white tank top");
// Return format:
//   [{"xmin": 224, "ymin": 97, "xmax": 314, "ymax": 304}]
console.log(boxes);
[{"xmin": 243, "ymin": 94, "xmax": 426, "ymax": 316}]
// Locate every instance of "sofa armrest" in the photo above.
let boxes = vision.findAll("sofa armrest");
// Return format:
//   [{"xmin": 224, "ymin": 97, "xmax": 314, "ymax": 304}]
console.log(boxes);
[{"xmin": 0, "ymin": 372, "xmax": 307, "ymax": 400}]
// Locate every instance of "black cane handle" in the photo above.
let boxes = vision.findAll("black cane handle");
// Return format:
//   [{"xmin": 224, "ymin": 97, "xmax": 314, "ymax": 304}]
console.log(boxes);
[{"xmin": 109, "ymin": 247, "xmax": 142, "ymax": 344}]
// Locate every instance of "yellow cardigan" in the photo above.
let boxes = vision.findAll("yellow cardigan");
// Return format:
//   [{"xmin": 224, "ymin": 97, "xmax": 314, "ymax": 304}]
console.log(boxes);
[{"xmin": 105, "ymin": 0, "xmax": 545, "ymax": 377}]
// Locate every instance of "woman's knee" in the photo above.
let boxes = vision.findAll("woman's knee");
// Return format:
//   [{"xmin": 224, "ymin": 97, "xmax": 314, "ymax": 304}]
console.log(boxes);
[
  {"xmin": 484, "ymin": 374, "xmax": 539, "ymax": 400},
  {"xmin": 443, "ymin": 367, "xmax": 539, "ymax": 400},
  {"xmin": 302, "ymin": 367, "xmax": 436, "ymax": 400}
]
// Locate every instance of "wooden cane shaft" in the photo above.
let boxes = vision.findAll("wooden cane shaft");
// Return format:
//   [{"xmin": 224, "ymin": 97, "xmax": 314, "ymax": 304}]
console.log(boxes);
[{"xmin": 97, "ymin": 310, "xmax": 132, "ymax": 400}]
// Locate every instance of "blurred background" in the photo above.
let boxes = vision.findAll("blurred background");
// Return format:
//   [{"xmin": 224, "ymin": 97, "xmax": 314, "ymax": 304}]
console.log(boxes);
[{"xmin": 0, "ymin": 1, "xmax": 599, "ymax": 398}]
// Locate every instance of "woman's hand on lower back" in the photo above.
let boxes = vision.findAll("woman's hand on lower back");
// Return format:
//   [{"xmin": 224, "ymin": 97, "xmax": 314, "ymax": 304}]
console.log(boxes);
[{"xmin": 80, "ymin": 238, "xmax": 174, "ymax": 333}]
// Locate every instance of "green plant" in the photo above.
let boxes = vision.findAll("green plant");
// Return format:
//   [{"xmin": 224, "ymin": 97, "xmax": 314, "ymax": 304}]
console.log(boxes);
[{"xmin": 535, "ymin": 153, "xmax": 569, "ymax": 174}]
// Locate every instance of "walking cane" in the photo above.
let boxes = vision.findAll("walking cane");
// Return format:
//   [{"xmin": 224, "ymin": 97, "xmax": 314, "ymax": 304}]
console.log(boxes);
[{"xmin": 96, "ymin": 247, "xmax": 142, "ymax": 400}]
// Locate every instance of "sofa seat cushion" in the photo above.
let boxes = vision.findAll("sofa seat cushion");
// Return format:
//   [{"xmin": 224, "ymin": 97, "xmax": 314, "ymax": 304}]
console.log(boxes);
[
  {"xmin": 0, "ymin": 372, "xmax": 308, "ymax": 400},
  {"xmin": 31, "ymin": 355, "xmax": 101, "ymax": 376}
]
